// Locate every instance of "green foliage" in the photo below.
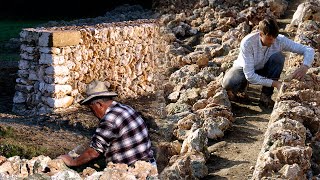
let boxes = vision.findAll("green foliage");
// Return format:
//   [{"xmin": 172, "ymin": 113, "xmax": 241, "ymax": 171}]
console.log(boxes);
[
  {"xmin": 0, "ymin": 53, "xmax": 20, "ymax": 62},
  {"xmin": 0, "ymin": 20, "xmax": 46, "ymax": 62},
  {"xmin": 0, "ymin": 143, "xmax": 48, "ymax": 159},
  {"xmin": 0, "ymin": 126, "xmax": 15, "ymax": 138},
  {"xmin": 0, "ymin": 126, "xmax": 47, "ymax": 159},
  {"xmin": 0, "ymin": 20, "xmax": 44, "ymax": 42}
]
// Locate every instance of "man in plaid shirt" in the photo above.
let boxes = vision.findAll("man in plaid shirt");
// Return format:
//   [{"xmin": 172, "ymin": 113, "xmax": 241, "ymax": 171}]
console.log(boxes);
[
  {"xmin": 222, "ymin": 17, "xmax": 315, "ymax": 108},
  {"xmin": 58, "ymin": 80, "xmax": 156, "ymax": 167}
]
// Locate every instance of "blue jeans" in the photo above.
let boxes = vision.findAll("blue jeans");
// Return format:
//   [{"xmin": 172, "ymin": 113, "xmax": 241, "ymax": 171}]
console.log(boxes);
[{"xmin": 222, "ymin": 52, "xmax": 285, "ymax": 97}]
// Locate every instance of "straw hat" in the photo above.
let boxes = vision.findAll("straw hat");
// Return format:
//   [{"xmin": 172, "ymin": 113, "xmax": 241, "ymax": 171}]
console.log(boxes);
[{"xmin": 80, "ymin": 80, "xmax": 117, "ymax": 105}]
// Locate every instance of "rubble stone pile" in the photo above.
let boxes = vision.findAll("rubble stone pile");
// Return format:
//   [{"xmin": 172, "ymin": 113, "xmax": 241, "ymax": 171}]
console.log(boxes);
[
  {"xmin": 0, "ymin": 155, "xmax": 158, "ymax": 179},
  {"xmin": 152, "ymin": 0, "xmax": 289, "ymax": 178}
]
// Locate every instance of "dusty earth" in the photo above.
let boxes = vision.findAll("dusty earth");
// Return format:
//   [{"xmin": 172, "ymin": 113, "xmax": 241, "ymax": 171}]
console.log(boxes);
[
  {"xmin": 0, "ymin": 60, "xmax": 273, "ymax": 180},
  {"xmin": 0, "ymin": 0, "xmax": 304, "ymax": 179},
  {"xmin": 0, "ymin": 52, "xmax": 285, "ymax": 180},
  {"xmin": 0, "ymin": 61, "xmax": 276, "ymax": 180}
]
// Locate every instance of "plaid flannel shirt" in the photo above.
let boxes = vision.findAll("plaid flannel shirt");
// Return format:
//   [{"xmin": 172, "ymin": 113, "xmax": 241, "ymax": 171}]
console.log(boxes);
[{"xmin": 90, "ymin": 101, "xmax": 153, "ymax": 165}]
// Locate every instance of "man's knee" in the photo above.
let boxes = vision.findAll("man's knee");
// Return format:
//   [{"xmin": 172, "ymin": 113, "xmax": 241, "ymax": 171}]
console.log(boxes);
[
  {"xmin": 222, "ymin": 70, "xmax": 234, "ymax": 90},
  {"xmin": 222, "ymin": 76, "xmax": 231, "ymax": 90},
  {"xmin": 270, "ymin": 52, "xmax": 285, "ymax": 66},
  {"xmin": 222, "ymin": 67, "xmax": 246, "ymax": 91}
]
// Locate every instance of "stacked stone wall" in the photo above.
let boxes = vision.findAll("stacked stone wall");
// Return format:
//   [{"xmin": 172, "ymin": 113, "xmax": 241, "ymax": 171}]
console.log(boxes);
[
  {"xmin": 12, "ymin": 20, "xmax": 167, "ymax": 115},
  {"xmin": 252, "ymin": 1, "xmax": 320, "ymax": 178},
  {"xmin": 252, "ymin": 72, "xmax": 320, "ymax": 179}
]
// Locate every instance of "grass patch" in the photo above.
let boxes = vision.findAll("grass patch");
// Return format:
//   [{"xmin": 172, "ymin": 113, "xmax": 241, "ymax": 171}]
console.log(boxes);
[
  {"xmin": 0, "ymin": 53, "xmax": 20, "ymax": 62},
  {"xmin": 0, "ymin": 126, "xmax": 48, "ymax": 159},
  {"xmin": 0, "ymin": 20, "xmax": 45, "ymax": 43},
  {"xmin": 0, "ymin": 142, "xmax": 48, "ymax": 159},
  {"xmin": 0, "ymin": 126, "xmax": 16, "ymax": 138},
  {"xmin": 0, "ymin": 20, "xmax": 47, "ymax": 62}
]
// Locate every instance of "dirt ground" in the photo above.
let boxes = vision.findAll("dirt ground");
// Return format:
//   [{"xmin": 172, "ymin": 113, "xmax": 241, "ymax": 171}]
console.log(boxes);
[
  {"xmin": 0, "ymin": 0, "xmax": 304, "ymax": 179},
  {"xmin": 0, "ymin": 63, "xmax": 274, "ymax": 179},
  {"xmin": 204, "ymin": 85, "xmax": 272, "ymax": 180},
  {"xmin": 0, "ymin": 61, "xmax": 272, "ymax": 179}
]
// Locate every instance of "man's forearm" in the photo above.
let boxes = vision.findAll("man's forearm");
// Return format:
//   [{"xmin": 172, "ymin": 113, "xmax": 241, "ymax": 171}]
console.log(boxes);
[{"xmin": 70, "ymin": 147, "xmax": 100, "ymax": 166}]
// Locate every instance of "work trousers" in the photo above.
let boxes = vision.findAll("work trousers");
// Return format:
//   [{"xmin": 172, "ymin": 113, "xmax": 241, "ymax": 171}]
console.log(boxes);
[{"xmin": 222, "ymin": 52, "xmax": 285, "ymax": 97}]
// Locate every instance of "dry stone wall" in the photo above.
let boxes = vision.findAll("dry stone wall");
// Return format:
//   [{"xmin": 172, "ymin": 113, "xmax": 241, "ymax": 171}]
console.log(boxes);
[
  {"xmin": 12, "ymin": 20, "xmax": 167, "ymax": 115},
  {"xmin": 252, "ymin": 78, "xmax": 320, "ymax": 179},
  {"xmin": 252, "ymin": 1, "xmax": 320, "ymax": 179}
]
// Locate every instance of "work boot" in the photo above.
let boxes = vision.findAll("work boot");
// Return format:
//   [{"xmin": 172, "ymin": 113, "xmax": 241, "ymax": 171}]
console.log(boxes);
[
  {"xmin": 259, "ymin": 93, "xmax": 275, "ymax": 109},
  {"xmin": 227, "ymin": 90, "xmax": 249, "ymax": 103},
  {"xmin": 227, "ymin": 90, "xmax": 236, "ymax": 101}
]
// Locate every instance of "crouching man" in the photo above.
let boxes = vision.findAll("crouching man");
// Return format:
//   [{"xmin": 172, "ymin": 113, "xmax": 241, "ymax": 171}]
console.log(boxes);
[{"xmin": 57, "ymin": 80, "xmax": 156, "ymax": 168}]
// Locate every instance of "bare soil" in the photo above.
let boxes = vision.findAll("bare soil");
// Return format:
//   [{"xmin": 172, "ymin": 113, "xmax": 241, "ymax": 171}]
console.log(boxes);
[
  {"xmin": 0, "ymin": 64, "xmax": 272, "ymax": 179},
  {"xmin": 204, "ymin": 85, "xmax": 272, "ymax": 180}
]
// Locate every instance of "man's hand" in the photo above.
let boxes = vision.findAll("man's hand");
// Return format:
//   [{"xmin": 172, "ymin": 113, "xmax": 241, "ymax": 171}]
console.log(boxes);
[
  {"xmin": 57, "ymin": 154, "xmax": 75, "ymax": 166},
  {"xmin": 291, "ymin": 65, "xmax": 309, "ymax": 81},
  {"xmin": 272, "ymin": 80, "xmax": 282, "ymax": 91},
  {"xmin": 57, "ymin": 147, "xmax": 100, "ymax": 167}
]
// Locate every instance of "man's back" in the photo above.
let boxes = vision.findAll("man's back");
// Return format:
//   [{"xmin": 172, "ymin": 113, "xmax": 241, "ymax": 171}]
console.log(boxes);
[{"xmin": 90, "ymin": 101, "xmax": 154, "ymax": 165}]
